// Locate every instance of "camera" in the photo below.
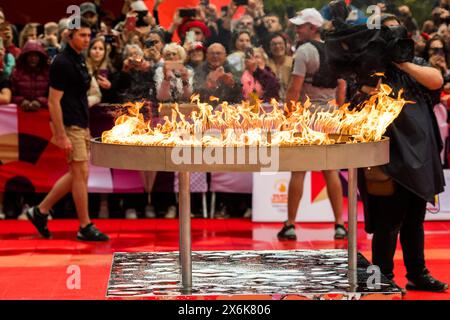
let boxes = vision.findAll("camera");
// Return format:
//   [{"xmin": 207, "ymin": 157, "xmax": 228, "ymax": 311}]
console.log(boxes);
[
  {"xmin": 104, "ymin": 34, "xmax": 114, "ymax": 44},
  {"xmin": 47, "ymin": 47, "xmax": 58, "ymax": 57},
  {"xmin": 129, "ymin": 55, "xmax": 143, "ymax": 66},
  {"xmin": 179, "ymin": 8, "xmax": 197, "ymax": 18},
  {"xmin": 234, "ymin": 0, "xmax": 249, "ymax": 6},
  {"xmin": 144, "ymin": 39, "xmax": 158, "ymax": 48},
  {"xmin": 136, "ymin": 10, "xmax": 149, "ymax": 27},
  {"xmin": 287, "ymin": 6, "xmax": 296, "ymax": 19}
]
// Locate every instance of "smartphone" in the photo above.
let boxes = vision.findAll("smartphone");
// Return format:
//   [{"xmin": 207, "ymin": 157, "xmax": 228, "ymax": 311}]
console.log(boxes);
[
  {"xmin": 179, "ymin": 8, "xmax": 197, "ymax": 18},
  {"xmin": 221, "ymin": 6, "xmax": 229, "ymax": 16},
  {"xmin": 98, "ymin": 69, "xmax": 108, "ymax": 79},
  {"xmin": 244, "ymin": 47, "xmax": 254, "ymax": 59},
  {"xmin": 287, "ymin": 6, "xmax": 296, "ymax": 19},
  {"xmin": 186, "ymin": 30, "xmax": 196, "ymax": 43},
  {"xmin": 234, "ymin": 0, "xmax": 249, "ymax": 6}
]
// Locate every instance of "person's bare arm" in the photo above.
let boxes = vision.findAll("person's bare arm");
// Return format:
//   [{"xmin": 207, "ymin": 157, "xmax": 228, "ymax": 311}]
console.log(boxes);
[
  {"xmin": 0, "ymin": 88, "xmax": 12, "ymax": 105},
  {"xmin": 394, "ymin": 62, "xmax": 443, "ymax": 90},
  {"xmin": 336, "ymin": 79, "xmax": 347, "ymax": 106},
  {"xmin": 285, "ymin": 74, "xmax": 304, "ymax": 111},
  {"xmin": 48, "ymin": 87, "xmax": 72, "ymax": 152},
  {"xmin": 222, "ymin": 2, "xmax": 238, "ymax": 31}
]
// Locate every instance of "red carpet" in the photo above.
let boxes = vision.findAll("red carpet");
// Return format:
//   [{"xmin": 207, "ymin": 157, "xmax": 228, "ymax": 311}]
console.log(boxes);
[{"xmin": 0, "ymin": 219, "xmax": 449, "ymax": 300}]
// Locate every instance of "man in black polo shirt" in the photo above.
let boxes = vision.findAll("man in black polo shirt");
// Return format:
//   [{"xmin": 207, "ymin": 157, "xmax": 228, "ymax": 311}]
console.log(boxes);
[{"xmin": 26, "ymin": 18, "xmax": 109, "ymax": 241}]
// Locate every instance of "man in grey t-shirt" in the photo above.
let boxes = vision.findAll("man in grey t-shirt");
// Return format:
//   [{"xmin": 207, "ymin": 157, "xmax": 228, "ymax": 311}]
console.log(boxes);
[
  {"xmin": 278, "ymin": 8, "xmax": 348, "ymax": 241},
  {"xmin": 292, "ymin": 41, "xmax": 338, "ymax": 110}
]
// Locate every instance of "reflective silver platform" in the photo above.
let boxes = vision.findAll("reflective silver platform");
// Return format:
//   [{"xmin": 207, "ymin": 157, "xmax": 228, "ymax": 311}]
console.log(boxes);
[{"xmin": 107, "ymin": 250, "xmax": 402, "ymax": 300}]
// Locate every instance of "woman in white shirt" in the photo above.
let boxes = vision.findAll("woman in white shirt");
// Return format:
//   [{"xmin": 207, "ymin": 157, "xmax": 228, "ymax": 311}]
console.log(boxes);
[{"xmin": 154, "ymin": 43, "xmax": 193, "ymax": 102}]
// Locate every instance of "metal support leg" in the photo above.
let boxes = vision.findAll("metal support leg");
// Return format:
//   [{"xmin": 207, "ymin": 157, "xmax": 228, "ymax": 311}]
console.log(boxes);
[
  {"xmin": 202, "ymin": 192, "xmax": 208, "ymax": 219},
  {"xmin": 179, "ymin": 172, "xmax": 192, "ymax": 292},
  {"xmin": 210, "ymin": 192, "xmax": 216, "ymax": 219},
  {"xmin": 348, "ymin": 168, "xmax": 358, "ymax": 289}
]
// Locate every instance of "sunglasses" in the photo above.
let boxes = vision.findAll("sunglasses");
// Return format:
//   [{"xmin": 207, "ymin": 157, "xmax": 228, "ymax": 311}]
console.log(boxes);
[{"xmin": 430, "ymin": 47, "xmax": 445, "ymax": 56}]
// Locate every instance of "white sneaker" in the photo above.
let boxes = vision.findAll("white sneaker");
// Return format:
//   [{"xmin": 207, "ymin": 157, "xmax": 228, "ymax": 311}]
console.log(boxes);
[
  {"xmin": 243, "ymin": 208, "xmax": 252, "ymax": 219},
  {"xmin": 164, "ymin": 206, "xmax": 177, "ymax": 219},
  {"xmin": 145, "ymin": 205, "xmax": 156, "ymax": 218},
  {"xmin": 0, "ymin": 212, "xmax": 5, "ymax": 220},
  {"xmin": 125, "ymin": 208, "xmax": 138, "ymax": 219}
]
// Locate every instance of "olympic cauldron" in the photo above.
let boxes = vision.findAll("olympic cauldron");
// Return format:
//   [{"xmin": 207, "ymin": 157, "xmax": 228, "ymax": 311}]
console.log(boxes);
[{"xmin": 91, "ymin": 86, "xmax": 404, "ymax": 295}]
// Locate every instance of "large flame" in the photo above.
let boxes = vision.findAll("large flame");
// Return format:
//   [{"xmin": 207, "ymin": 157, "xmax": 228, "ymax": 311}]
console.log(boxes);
[{"xmin": 102, "ymin": 84, "xmax": 410, "ymax": 147}]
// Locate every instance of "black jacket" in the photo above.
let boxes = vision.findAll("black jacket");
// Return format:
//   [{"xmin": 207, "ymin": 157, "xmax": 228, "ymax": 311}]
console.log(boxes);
[{"xmin": 360, "ymin": 58, "xmax": 445, "ymax": 233}]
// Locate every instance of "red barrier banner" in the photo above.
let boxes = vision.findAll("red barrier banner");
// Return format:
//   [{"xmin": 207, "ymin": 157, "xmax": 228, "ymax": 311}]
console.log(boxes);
[{"xmin": 0, "ymin": 105, "xmax": 145, "ymax": 193}]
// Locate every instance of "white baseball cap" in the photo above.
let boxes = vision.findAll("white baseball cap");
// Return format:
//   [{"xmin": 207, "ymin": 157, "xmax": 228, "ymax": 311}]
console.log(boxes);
[
  {"xmin": 130, "ymin": 0, "xmax": 148, "ymax": 12},
  {"xmin": 289, "ymin": 8, "xmax": 324, "ymax": 28}
]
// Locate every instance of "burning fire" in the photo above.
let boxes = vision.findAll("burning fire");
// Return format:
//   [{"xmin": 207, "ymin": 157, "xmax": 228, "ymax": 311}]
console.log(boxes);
[{"xmin": 102, "ymin": 84, "xmax": 409, "ymax": 147}]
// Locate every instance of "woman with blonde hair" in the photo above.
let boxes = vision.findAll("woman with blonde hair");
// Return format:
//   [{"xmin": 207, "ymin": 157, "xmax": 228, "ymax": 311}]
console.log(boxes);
[
  {"xmin": 19, "ymin": 23, "xmax": 39, "ymax": 48},
  {"xmin": 154, "ymin": 42, "xmax": 192, "ymax": 102},
  {"xmin": 86, "ymin": 37, "xmax": 114, "ymax": 105}
]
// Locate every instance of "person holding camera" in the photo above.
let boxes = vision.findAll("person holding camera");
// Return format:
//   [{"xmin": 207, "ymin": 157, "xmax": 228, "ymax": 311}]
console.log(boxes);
[
  {"xmin": 155, "ymin": 43, "xmax": 192, "ymax": 102},
  {"xmin": 241, "ymin": 46, "xmax": 279, "ymax": 103},
  {"xmin": 327, "ymin": 13, "xmax": 447, "ymax": 292},
  {"xmin": 116, "ymin": 44, "xmax": 153, "ymax": 103},
  {"xmin": 143, "ymin": 30, "xmax": 165, "ymax": 69},
  {"xmin": 227, "ymin": 30, "xmax": 252, "ymax": 75},
  {"xmin": 193, "ymin": 42, "xmax": 242, "ymax": 104},
  {"xmin": 40, "ymin": 22, "xmax": 61, "ymax": 59},
  {"xmin": 423, "ymin": 34, "xmax": 450, "ymax": 78},
  {"xmin": 185, "ymin": 41, "xmax": 206, "ymax": 70}
]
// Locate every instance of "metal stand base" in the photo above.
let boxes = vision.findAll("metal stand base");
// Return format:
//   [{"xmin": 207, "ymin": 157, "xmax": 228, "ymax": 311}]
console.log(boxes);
[
  {"xmin": 106, "ymin": 250, "xmax": 402, "ymax": 300},
  {"xmin": 177, "ymin": 168, "xmax": 360, "ymax": 292}
]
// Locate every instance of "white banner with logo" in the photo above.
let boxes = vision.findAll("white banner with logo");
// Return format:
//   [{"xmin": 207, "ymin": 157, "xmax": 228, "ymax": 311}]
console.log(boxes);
[
  {"xmin": 252, "ymin": 170, "xmax": 450, "ymax": 222},
  {"xmin": 427, "ymin": 169, "xmax": 450, "ymax": 220}
]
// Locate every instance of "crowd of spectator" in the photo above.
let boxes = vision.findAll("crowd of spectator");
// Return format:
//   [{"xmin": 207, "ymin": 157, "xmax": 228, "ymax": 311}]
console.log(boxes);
[{"xmin": 0, "ymin": 0, "xmax": 449, "ymax": 220}]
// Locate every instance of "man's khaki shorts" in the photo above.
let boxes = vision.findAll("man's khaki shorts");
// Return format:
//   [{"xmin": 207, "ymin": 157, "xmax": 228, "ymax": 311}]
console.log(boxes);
[{"xmin": 65, "ymin": 126, "xmax": 90, "ymax": 163}]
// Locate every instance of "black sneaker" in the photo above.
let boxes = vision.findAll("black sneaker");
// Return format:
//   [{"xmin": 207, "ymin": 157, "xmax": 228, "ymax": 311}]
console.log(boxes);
[
  {"xmin": 406, "ymin": 272, "xmax": 449, "ymax": 292},
  {"xmin": 277, "ymin": 221, "xmax": 297, "ymax": 240},
  {"xmin": 77, "ymin": 223, "xmax": 109, "ymax": 242},
  {"xmin": 389, "ymin": 280, "xmax": 407, "ymax": 295},
  {"xmin": 26, "ymin": 206, "xmax": 52, "ymax": 239},
  {"xmin": 334, "ymin": 224, "xmax": 348, "ymax": 240}
]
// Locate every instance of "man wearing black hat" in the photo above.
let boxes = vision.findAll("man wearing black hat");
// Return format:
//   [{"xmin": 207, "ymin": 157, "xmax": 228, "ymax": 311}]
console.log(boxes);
[{"xmin": 80, "ymin": 2, "xmax": 99, "ymax": 37}]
